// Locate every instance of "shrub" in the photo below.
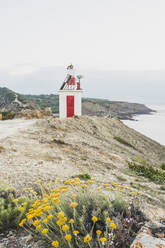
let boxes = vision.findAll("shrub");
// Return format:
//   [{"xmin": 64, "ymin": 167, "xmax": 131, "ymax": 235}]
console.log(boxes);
[
  {"xmin": 72, "ymin": 173, "xmax": 91, "ymax": 180},
  {"xmin": 0, "ymin": 112, "xmax": 15, "ymax": 120},
  {"xmin": 114, "ymin": 136, "xmax": 135, "ymax": 149},
  {"xmin": 160, "ymin": 163, "xmax": 165, "ymax": 170},
  {"xmin": 0, "ymin": 186, "xmax": 32, "ymax": 232},
  {"xmin": 0, "ymin": 146, "xmax": 4, "ymax": 153},
  {"xmin": 128, "ymin": 162, "xmax": 165, "ymax": 184},
  {"xmin": 19, "ymin": 178, "xmax": 146, "ymax": 248},
  {"xmin": 160, "ymin": 185, "xmax": 165, "ymax": 191}
]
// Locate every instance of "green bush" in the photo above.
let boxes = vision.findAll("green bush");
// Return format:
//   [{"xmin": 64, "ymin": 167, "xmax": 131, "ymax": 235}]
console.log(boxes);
[
  {"xmin": 72, "ymin": 173, "xmax": 91, "ymax": 180},
  {"xmin": 128, "ymin": 162, "xmax": 165, "ymax": 184},
  {"xmin": 0, "ymin": 186, "xmax": 32, "ymax": 232},
  {"xmin": 160, "ymin": 163, "xmax": 165, "ymax": 170},
  {"xmin": 0, "ymin": 112, "xmax": 15, "ymax": 120},
  {"xmin": 160, "ymin": 185, "xmax": 165, "ymax": 191},
  {"xmin": 114, "ymin": 136, "xmax": 135, "ymax": 149}
]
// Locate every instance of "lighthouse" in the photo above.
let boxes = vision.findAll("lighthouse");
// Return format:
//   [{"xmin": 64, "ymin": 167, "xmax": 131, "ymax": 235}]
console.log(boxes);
[{"xmin": 59, "ymin": 65, "xmax": 83, "ymax": 119}]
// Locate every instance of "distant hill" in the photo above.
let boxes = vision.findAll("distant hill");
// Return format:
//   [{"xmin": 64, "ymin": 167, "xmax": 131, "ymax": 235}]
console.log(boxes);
[
  {"xmin": 0, "ymin": 87, "xmax": 154, "ymax": 119},
  {"xmin": 0, "ymin": 87, "xmax": 38, "ymax": 112},
  {"xmin": 24, "ymin": 94, "xmax": 154, "ymax": 119}
]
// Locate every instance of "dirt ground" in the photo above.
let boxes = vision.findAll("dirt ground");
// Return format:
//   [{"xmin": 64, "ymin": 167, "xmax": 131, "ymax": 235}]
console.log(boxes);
[{"xmin": 0, "ymin": 116, "xmax": 165, "ymax": 220}]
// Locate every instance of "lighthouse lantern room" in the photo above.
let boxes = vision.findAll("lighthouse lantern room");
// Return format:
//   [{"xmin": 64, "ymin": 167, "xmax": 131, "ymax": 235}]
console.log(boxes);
[{"xmin": 59, "ymin": 65, "xmax": 83, "ymax": 119}]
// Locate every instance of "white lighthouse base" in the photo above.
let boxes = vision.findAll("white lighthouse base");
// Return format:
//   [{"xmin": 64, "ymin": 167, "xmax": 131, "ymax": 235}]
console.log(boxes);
[{"xmin": 59, "ymin": 90, "xmax": 83, "ymax": 119}]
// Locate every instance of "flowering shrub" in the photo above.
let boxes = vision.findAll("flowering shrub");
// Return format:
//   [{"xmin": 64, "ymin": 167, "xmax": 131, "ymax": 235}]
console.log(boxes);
[{"xmin": 18, "ymin": 178, "xmax": 146, "ymax": 248}]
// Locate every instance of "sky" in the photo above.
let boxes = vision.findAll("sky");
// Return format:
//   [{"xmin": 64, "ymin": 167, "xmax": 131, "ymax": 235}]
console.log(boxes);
[{"xmin": 0, "ymin": 0, "xmax": 165, "ymax": 103}]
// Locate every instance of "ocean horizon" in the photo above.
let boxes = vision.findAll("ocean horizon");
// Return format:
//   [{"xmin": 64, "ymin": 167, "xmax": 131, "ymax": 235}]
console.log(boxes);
[{"xmin": 122, "ymin": 104, "xmax": 165, "ymax": 146}]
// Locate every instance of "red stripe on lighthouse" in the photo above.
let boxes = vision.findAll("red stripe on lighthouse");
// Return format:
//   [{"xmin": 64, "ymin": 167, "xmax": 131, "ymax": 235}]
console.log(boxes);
[{"xmin": 67, "ymin": 96, "xmax": 74, "ymax": 117}]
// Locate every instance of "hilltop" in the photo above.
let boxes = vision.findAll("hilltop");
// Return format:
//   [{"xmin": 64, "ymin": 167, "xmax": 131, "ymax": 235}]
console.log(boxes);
[{"xmin": 0, "ymin": 116, "xmax": 165, "ymax": 219}]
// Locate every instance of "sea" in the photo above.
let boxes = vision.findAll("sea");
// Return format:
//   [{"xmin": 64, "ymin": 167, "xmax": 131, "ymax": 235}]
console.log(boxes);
[{"xmin": 122, "ymin": 105, "xmax": 165, "ymax": 146}]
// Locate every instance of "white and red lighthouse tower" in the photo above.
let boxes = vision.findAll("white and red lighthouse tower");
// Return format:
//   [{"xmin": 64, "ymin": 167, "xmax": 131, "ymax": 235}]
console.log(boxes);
[{"xmin": 59, "ymin": 65, "xmax": 83, "ymax": 119}]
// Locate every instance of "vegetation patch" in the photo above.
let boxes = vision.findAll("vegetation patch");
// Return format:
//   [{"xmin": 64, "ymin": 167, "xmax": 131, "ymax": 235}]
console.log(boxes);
[
  {"xmin": 160, "ymin": 163, "xmax": 165, "ymax": 170},
  {"xmin": 18, "ymin": 178, "xmax": 146, "ymax": 248},
  {"xmin": 0, "ymin": 186, "xmax": 32, "ymax": 232},
  {"xmin": 0, "ymin": 111, "xmax": 15, "ymax": 120},
  {"xmin": 0, "ymin": 146, "xmax": 5, "ymax": 153},
  {"xmin": 114, "ymin": 136, "xmax": 135, "ymax": 149},
  {"xmin": 160, "ymin": 185, "xmax": 165, "ymax": 191},
  {"xmin": 72, "ymin": 173, "xmax": 91, "ymax": 180},
  {"xmin": 128, "ymin": 162, "xmax": 165, "ymax": 184}
]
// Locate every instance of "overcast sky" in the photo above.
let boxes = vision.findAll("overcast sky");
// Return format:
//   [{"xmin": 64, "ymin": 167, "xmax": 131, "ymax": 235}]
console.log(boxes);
[{"xmin": 0, "ymin": 0, "xmax": 165, "ymax": 103}]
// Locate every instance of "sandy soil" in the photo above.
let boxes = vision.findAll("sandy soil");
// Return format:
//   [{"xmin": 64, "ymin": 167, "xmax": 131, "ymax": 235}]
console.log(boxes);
[{"xmin": 0, "ymin": 119, "xmax": 36, "ymax": 139}]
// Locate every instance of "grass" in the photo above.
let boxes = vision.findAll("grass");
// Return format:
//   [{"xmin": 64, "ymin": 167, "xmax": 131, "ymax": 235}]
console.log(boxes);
[
  {"xmin": 128, "ymin": 162, "xmax": 165, "ymax": 184},
  {"xmin": 160, "ymin": 163, "xmax": 165, "ymax": 170},
  {"xmin": 72, "ymin": 173, "xmax": 91, "ymax": 180},
  {"xmin": 114, "ymin": 136, "xmax": 135, "ymax": 149}
]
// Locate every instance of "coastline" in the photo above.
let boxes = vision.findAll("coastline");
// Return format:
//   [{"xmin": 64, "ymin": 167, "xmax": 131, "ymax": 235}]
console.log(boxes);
[{"xmin": 122, "ymin": 104, "xmax": 165, "ymax": 146}]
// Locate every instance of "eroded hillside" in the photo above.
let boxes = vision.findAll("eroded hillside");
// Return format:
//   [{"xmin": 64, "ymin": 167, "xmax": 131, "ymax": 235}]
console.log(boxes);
[{"xmin": 0, "ymin": 116, "xmax": 165, "ymax": 219}]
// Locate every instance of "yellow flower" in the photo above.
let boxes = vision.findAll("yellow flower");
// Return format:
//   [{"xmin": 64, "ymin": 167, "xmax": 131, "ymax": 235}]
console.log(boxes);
[
  {"xmin": 19, "ymin": 218, "xmax": 26, "ymax": 227},
  {"xmin": 84, "ymin": 235, "xmax": 92, "ymax": 243},
  {"xmin": 73, "ymin": 230, "xmax": 79, "ymax": 235},
  {"xmin": 42, "ymin": 219, "xmax": 48, "ymax": 224},
  {"xmin": 64, "ymin": 180, "xmax": 70, "ymax": 184},
  {"xmin": 100, "ymin": 237, "xmax": 107, "ymax": 244},
  {"xmin": 72, "ymin": 194, "xmax": 77, "ymax": 199},
  {"xmin": 22, "ymin": 202, "xmax": 27, "ymax": 206},
  {"xmin": 62, "ymin": 224, "xmax": 69, "ymax": 232},
  {"xmin": 42, "ymin": 228, "xmax": 48, "ymax": 235},
  {"xmin": 18, "ymin": 207, "xmax": 25, "ymax": 212},
  {"xmin": 33, "ymin": 220, "xmax": 40, "ymax": 227},
  {"xmin": 70, "ymin": 202, "xmax": 78, "ymax": 208},
  {"xmin": 82, "ymin": 184, "xmax": 87, "ymax": 189},
  {"xmin": 92, "ymin": 216, "xmax": 98, "ymax": 222},
  {"xmin": 57, "ymin": 212, "xmax": 65, "ymax": 219},
  {"xmin": 44, "ymin": 206, "xmax": 51, "ymax": 211},
  {"xmin": 132, "ymin": 191, "xmax": 137, "ymax": 196},
  {"xmin": 96, "ymin": 230, "xmax": 102, "ymax": 236},
  {"xmin": 26, "ymin": 214, "xmax": 34, "ymax": 220},
  {"xmin": 36, "ymin": 225, "xmax": 41, "ymax": 230},
  {"xmin": 65, "ymin": 234, "xmax": 72, "ymax": 242},
  {"xmin": 47, "ymin": 215, "xmax": 53, "ymax": 220},
  {"xmin": 69, "ymin": 219, "xmax": 74, "ymax": 224},
  {"xmin": 52, "ymin": 241, "xmax": 59, "ymax": 247},
  {"xmin": 110, "ymin": 222, "xmax": 117, "ymax": 229},
  {"xmin": 106, "ymin": 217, "xmax": 111, "ymax": 222},
  {"xmin": 52, "ymin": 198, "xmax": 61, "ymax": 204}
]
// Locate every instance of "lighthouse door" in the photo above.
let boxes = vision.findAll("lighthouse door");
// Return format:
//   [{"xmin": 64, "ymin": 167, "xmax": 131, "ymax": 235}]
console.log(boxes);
[{"xmin": 67, "ymin": 96, "xmax": 74, "ymax": 117}]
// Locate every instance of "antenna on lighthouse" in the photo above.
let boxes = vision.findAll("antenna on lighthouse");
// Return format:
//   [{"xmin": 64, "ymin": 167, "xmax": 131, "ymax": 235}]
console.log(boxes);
[{"xmin": 77, "ymin": 75, "xmax": 83, "ymax": 80}]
